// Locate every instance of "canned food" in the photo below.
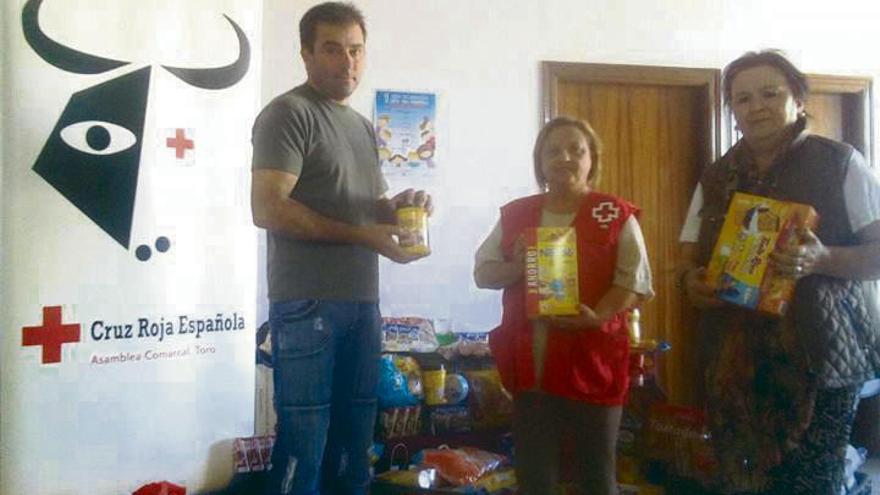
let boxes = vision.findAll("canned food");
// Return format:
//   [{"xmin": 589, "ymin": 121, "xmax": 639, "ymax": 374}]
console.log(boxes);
[{"xmin": 396, "ymin": 206, "xmax": 430, "ymax": 256}]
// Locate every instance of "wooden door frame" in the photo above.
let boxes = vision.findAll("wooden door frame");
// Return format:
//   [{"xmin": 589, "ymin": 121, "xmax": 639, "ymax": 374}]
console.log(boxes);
[
  {"xmin": 802, "ymin": 74, "xmax": 871, "ymax": 164},
  {"xmin": 541, "ymin": 61, "xmax": 722, "ymax": 163}
]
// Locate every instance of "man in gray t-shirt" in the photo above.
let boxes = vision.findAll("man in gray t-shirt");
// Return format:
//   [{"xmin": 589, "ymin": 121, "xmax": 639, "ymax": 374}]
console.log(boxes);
[{"xmin": 250, "ymin": 3, "xmax": 431, "ymax": 494}]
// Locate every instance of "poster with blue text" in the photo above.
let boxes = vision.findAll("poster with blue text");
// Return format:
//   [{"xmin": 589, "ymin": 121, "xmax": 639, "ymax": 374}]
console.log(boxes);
[{"xmin": 374, "ymin": 90, "xmax": 437, "ymax": 176}]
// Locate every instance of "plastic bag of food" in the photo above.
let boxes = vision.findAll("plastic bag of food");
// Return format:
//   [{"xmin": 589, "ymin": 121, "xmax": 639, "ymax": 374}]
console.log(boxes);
[
  {"xmin": 437, "ymin": 331, "xmax": 491, "ymax": 360},
  {"xmin": 381, "ymin": 317, "xmax": 438, "ymax": 352},
  {"xmin": 375, "ymin": 467, "xmax": 437, "ymax": 488},
  {"xmin": 378, "ymin": 354, "xmax": 419, "ymax": 408},
  {"xmin": 413, "ymin": 446, "xmax": 506, "ymax": 486},
  {"xmin": 464, "ymin": 368, "xmax": 513, "ymax": 429},
  {"xmin": 393, "ymin": 355, "xmax": 424, "ymax": 399},
  {"xmin": 427, "ymin": 404, "xmax": 472, "ymax": 435},
  {"xmin": 645, "ymin": 403, "xmax": 717, "ymax": 486}
]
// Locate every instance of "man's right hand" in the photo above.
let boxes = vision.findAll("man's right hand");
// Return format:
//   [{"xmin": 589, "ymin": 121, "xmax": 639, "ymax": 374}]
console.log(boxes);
[{"xmin": 355, "ymin": 224, "xmax": 427, "ymax": 264}]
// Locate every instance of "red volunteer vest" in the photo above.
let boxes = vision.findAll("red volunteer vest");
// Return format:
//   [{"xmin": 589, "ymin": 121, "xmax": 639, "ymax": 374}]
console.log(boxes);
[{"xmin": 488, "ymin": 192, "xmax": 637, "ymax": 405}]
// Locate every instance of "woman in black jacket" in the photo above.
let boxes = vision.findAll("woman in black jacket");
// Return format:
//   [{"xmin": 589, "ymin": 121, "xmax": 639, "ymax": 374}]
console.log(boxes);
[{"xmin": 678, "ymin": 50, "xmax": 880, "ymax": 494}]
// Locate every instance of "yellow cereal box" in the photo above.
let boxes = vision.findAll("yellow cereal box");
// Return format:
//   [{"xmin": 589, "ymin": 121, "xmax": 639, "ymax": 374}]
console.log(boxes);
[
  {"xmin": 524, "ymin": 227, "xmax": 579, "ymax": 317},
  {"xmin": 705, "ymin": 192, "xmax": 818, "ymax": 316}
]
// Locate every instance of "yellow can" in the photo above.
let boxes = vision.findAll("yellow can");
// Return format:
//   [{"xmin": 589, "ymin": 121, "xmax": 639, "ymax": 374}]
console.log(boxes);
[{"xmin": 396, "ymin": 206, "xmax": 430, "ymax": 255}]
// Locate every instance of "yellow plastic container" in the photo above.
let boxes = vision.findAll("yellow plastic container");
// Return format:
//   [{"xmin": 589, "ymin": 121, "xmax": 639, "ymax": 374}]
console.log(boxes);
[{"xmin": 422, "ymin": 366, "xmax": 447, "ymax": 405}]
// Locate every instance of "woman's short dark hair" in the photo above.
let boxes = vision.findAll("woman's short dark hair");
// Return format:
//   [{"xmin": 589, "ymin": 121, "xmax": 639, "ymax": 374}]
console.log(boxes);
[
  {"xmin": 533, "ymin": 116, "xmax": 603, "ymax": 191},
  {"xmin": 300, "ymin": 2, "xmax": 367, "ymax": 53},
  {"xmin": 722, "ymin": 49, "xmax": 809, "ymax": 106}
]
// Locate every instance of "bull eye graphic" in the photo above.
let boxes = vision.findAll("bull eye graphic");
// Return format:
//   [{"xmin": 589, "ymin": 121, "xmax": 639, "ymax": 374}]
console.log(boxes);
[
  {"xmin": 33, "ymin": 67, "xmax": 150, "ymax": 249},
  {"xmin": 59, "ymin": 121, "xmax": 137, "ymax": 156},
  {"xmin": 22, "ymin": 0, "xmax": 250, "ymax": 261}
]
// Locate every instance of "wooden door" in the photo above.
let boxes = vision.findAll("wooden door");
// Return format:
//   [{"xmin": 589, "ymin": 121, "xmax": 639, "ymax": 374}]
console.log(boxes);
[{"xmin": 543, "ymin": 62, "xmax": 721, "ymax": 405}]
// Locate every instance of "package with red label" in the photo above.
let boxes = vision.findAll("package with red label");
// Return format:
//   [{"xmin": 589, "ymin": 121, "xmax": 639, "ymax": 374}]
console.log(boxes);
[
  {"xmin": 524, "ymin": 227, "xmax": 579, "ymax": 317},
  {"xmin": 233, "ymin": 435, "xmax": 275, "ymax": 473},
  {"xmin": 706, "ymin": 192, "xmax": 818, "ymax": 316},
  {"xmin": 644, "ymin": 404, "xmax": 717, "ymax": 487}
]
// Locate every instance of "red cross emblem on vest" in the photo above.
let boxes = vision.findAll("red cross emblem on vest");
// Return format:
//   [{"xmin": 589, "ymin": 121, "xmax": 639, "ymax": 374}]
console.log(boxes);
[
  {"xmin": 22, "ymin": 306, "xmax": 81, "ymax": 364},
  {"xmin": 592, "ymin": 201, "xmax": 620, "ymax": 229}
]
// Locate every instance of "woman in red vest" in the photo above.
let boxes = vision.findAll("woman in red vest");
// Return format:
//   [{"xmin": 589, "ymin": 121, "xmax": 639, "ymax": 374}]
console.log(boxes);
[{"xmin": 474, "ymin": 116, "xmax": 653, "ymax": 495}]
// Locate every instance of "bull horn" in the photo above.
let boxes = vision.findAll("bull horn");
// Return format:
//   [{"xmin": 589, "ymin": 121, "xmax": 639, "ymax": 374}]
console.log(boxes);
[
  {"xmin": 22, "ymin": 0, "xmax": 129, "ymax": 74},
  {"xmin": 162, "ymin": 14, "xmax": 250, "ymax": 90}
]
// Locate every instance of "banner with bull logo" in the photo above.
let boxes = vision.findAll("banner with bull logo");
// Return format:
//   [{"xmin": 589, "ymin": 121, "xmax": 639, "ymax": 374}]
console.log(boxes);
[{"xmin": 1, "ymin": 1, "xmax": 260, "ymax": 493}]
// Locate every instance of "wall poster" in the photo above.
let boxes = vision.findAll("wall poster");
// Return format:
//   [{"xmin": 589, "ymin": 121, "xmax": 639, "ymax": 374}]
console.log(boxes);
[{"xmin": 374, "ymin": 90, "xmax": 438, "ymax": 177}]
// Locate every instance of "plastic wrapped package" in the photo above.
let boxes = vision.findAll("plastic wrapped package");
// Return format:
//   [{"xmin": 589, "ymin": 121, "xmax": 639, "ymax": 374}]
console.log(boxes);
[
  {"xmin": 232, "ymin": 435, "xmax": 275, "ymax": 473},
  {"xmin": 464, "ymin": 368, "xmax": 513, "ymax": 429},
  {"xmin": 473, "ymin": 468, "xmax": 517, "ymax": 491},
  {"xmin": 378, "ymin": 354, "xmax": 420, "ymax": 408},
  {"xmin": 375, "ymin": 466, "xmax": 437, "ymax": 488},
  {"xmin": 427, "ymin": 404, "xmax": 472, "ymax": 435},
  {"xmin": 437, "ymin": 331, "xmax": 491, "ymax": 360},
  {"xmin": 377, "ymin": 405, "xmax": 422, "ymax": 440},
  {"xmin": 644, "ymin": 403, "xmax": 717, "ymax": 487},
  {"xmin": 381, "ymin": 317, "xmax": 438, "ymax": 352},
  {"xmin": 413, "ymin": 446, "xmax": 506, "ymax": 486}
]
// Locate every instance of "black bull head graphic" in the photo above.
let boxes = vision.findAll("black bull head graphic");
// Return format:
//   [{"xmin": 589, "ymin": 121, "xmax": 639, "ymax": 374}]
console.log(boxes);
[{"xmin": 22, "ymin": 0, "xmax": 250, "ymax": 259}]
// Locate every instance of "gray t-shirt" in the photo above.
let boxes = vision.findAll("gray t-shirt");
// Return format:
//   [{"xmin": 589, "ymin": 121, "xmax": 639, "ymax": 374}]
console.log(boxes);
[{"xmin": 252, "ymin": 84, "xmax": 387, "ymax": 302}]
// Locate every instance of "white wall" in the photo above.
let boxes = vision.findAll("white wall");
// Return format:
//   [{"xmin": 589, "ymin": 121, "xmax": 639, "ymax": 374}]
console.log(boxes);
[{"xmin": 259, "ymin": 0, "xmax": 880, "ymax": 331}]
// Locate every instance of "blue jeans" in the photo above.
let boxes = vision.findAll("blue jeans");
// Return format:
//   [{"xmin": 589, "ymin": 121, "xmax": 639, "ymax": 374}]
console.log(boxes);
[{"xmin": 265, "ymin": 300, "xmax": 381, "ymax": 495}]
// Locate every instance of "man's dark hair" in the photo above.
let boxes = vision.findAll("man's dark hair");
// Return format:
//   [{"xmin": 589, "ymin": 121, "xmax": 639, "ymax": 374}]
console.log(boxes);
[
  {"xmin": 300, "ymin": 2, "xmax": 367, "ymax": 53},
  {"xmin": 722, "ymin": 49, "xmax": 809, "ymax": 107}
]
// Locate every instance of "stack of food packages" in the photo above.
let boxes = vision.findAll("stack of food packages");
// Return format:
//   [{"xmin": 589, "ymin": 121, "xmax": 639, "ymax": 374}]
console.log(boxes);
[{"xmin": 374, "ymin": 316, "xmax": 516, "ymax": 490}]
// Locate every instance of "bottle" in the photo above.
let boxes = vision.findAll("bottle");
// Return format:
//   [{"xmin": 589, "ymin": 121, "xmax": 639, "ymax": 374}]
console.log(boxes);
[{"xmin": 626, "ymin": 308, "xmax": 642, "ymax": 344}]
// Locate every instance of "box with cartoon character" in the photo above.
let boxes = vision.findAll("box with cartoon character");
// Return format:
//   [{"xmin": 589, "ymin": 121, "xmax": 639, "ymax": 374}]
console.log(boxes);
[
  {"xmin": 706, "ymin": 192, "xmax": 818, "ymax": 315},
  {"xmin": 525, "ymin": 227, "xmax": 579, "ymax": 317}
]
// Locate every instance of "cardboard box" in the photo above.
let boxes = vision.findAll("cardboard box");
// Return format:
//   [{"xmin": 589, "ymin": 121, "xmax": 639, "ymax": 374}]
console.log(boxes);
[
  {"xmin": 524, "ymin": 227, "xmax": 579, "ymax": 317},
  {"xmin": 706, "ymin": 192, "xmax": 818, "ymax": 316}
]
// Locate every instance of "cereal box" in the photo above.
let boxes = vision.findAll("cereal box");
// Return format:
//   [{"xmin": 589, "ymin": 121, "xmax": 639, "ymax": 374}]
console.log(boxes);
[
  {"xmin": 705, "ymin": 192, "xmax": 818, "ymax": 315},
  {"xmin": 524, "ymin": 227, "xmax": 579, "ymax": 317}
]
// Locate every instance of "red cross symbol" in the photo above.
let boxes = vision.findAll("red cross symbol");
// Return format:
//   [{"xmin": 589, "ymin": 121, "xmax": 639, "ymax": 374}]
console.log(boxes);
[
  {"xmin": 166, "ymin": 128, "xmax": 194, "ymax": 159},
  {"xmin": 22, "ymin": 306, "xmax": 81, "ymax": 364},
  {"xmin": 592, "ymin": 201, "xmax": 621, "ymax": 229}
]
